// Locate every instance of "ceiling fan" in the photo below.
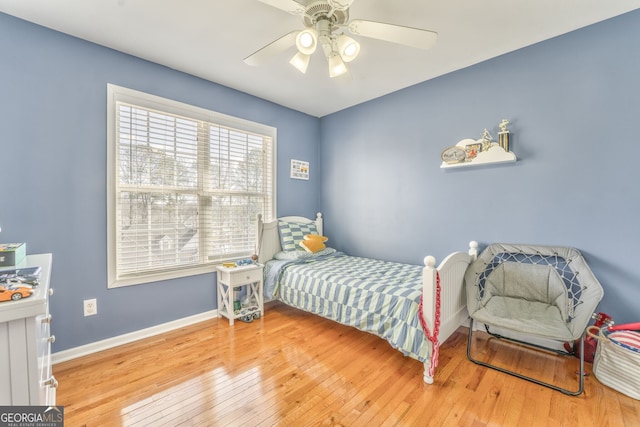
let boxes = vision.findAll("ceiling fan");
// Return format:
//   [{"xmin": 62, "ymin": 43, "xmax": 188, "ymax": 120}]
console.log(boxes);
[{"xmin": 244, "ymin": 0, "xmax": 438, "ymax": 78}]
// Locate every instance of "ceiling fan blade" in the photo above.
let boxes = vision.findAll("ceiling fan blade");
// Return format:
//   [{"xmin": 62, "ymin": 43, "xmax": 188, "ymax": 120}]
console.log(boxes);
[
  {"xmin": 256, "ymin": 0, "xmax": 305, "ymax": 15},
  {"xmin": 244, "ymin": 30, "xmax": 299, "ymax": 66},
  {"xmin": 347, "ymin": 20, "xmax": 437, "ymax": 50}
]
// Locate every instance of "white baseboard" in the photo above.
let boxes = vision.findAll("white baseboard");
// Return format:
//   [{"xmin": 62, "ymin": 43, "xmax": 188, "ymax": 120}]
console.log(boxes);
[{"xmin": 52, "ymin": 310, "xmax": 218, "ymax": 365}]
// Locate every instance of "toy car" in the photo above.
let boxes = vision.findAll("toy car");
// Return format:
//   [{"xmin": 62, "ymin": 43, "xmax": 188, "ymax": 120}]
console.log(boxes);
[
  {"xmin": 234, "ymin": 306, "xmax": 261, "ymax": 323},
  {"xmin": 0, "ymin": 275, "xmax": 40, "ymax": 287},
  {"xmin": 0, "ymin": 284, "xmax": 33, "ymax": 302},
  {"xmin": 0, "ymin": 266, "xmax": 41, "ymax": 286}
]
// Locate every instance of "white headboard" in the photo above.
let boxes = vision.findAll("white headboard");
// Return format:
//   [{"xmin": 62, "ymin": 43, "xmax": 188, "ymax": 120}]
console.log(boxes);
[{"xmin": 256, "ymin": 212, "xmax": 323, "ymax": 264}]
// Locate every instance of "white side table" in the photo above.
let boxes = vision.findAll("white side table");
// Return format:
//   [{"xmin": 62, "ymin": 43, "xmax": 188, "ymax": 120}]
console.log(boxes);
[{"xmin": 216, "ymin": 264, "xmax": 264, "ymax": 325}]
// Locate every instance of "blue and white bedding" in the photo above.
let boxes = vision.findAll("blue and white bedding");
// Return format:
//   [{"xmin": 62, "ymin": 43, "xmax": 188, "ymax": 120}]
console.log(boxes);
[{"xmin": 265, "ymin": 250, "xmax": 430, "ymax": 362}]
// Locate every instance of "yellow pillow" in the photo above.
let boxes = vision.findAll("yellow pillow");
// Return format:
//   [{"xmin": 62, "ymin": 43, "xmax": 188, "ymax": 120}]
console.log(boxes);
[
  {"xmin": 299, "ymin": 234, "xmax": 328, "ymax": 253},
  {"xmin": 304, "ymin": 234, "xmax": 328, "ymax": 242}
]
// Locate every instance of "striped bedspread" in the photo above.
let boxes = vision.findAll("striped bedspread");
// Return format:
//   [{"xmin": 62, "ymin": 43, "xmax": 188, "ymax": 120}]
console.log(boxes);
[{"xmin": 268, "ymin": 252, "xmax": 430, "ymax": 362}]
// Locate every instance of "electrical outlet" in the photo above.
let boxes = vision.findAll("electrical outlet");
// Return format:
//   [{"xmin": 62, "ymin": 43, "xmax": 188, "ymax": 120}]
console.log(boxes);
[{"xmin": 84, "ymin": 299, "xmax": 97, "ymax": 316}]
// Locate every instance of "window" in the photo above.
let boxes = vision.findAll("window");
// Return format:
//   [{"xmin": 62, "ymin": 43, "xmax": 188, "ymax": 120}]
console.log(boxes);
[{"xmin": 107, "ymin": 84, "xmax": 276, "ymax": 288}]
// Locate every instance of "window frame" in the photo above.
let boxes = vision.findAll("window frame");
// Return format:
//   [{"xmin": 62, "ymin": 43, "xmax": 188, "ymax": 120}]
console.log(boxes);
[{"xmin": 107, "ymin": 84, "xmax": 276, "ymax": 288}]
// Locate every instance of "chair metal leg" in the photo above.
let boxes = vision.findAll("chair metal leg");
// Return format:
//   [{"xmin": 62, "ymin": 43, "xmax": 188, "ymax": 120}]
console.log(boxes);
[
  {"xmin": 467, "ymin": 318, "xmax": 585, "ymax": 396},
  {"xmin": 483, "ymin": 323, "xmax": 574, "ymax": 357}
]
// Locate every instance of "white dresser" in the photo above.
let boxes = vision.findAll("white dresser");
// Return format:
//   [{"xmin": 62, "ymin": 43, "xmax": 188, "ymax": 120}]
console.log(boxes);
[{"xmin": 0, "ymin": 253, "xmax": 56, "ymax": 405}]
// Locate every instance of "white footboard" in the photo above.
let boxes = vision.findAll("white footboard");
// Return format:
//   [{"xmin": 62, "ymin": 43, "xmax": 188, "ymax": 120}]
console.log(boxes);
[{"xmin": 421, "ymin": 241, "xmax": 478, "ymax": 384}]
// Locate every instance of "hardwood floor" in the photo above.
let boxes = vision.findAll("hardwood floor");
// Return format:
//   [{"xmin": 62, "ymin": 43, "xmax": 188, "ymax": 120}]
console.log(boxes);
[{"xmin": 54, "ymin": 302, "xmax": 640, "ymax": 426}]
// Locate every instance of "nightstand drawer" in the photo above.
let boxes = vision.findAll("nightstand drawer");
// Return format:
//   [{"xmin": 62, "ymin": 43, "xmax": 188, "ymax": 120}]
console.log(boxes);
[{"xmin": 219, "ymin": 267, "xmax": 262, "ymax": 285}]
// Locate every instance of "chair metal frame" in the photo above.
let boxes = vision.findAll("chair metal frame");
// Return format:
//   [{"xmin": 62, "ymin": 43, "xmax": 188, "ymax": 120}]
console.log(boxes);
[{"xmin": 467, "ymin": 318, "xmax": 586, "ymax": 396}]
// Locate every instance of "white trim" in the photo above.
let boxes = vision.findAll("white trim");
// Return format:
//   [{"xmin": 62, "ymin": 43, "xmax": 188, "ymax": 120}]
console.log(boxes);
[
  {"xmin": 52, "ymin": 310, "xmax": 218, "ymax": 365},
  {"xmin": 107, "ymin": 84, "xmax": 277, "ymax": 135},
  {"xmin": 107, "ymin": 83, "xmax": 277, "ymax": 288}
]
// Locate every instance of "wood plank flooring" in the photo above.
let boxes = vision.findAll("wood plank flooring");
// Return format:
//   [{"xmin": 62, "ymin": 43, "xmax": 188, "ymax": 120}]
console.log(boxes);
[{"xmin": 54, "ymin": 302, "xmax": 640, "ymax": 426}]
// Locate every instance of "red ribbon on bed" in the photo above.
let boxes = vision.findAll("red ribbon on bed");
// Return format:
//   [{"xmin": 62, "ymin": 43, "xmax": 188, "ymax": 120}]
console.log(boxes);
[{"xmin": 418, "ymin": 271, "xmax": 441, "ymax": 378}]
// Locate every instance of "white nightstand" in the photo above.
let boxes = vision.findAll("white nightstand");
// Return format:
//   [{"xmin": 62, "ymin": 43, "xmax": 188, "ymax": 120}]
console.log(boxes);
[{"xmin": 216, "ymin": 263, "xmax": 264, "ymax": 325}]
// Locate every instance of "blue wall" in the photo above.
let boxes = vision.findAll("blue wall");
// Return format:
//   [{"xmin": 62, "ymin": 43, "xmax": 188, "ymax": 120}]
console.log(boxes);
[
  {"xmin": 0, "ymin": 13, "xmax": 321, "ymax": 351},
  {"xmin": 2, "ymin": 9, "xmax": 639, "ymax": 353},
  {"xmin": 319, "ymin": 10, "xmax": 640, "ymax": 324}
]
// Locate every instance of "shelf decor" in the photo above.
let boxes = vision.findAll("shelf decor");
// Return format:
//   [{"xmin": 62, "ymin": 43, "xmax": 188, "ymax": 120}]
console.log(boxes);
[
  {"xmin": 440, "ymin": 120, "xmax": 516, "ymax": 169},
  {"xmin": 498, "ymin": 119, "xmax": 510, "ymax": 152}
]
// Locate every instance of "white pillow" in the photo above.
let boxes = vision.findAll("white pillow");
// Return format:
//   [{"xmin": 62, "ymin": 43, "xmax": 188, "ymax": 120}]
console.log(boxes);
[
  {"xmin": 274, "ymin": 250, "xmax": 309, "ymax": 260},
  {"xmin": 273, "ymin": 248, "xmax": 336, "ymax": 260}
]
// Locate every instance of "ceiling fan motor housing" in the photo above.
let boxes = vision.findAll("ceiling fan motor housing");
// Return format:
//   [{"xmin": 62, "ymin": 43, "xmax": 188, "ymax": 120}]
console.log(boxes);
[
  {"xmin": 302, "ymin": 1, "xmax": 349, "ymax": 27},
  {"xmin": 327, "ymin": 0, "xmax": 354, "ymax": 11}
]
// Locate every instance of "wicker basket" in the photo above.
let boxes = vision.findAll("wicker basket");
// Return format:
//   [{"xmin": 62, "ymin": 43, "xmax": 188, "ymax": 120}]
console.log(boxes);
[{"xmin": 589, "ymin": 326, "xmax": 640, "ymax": 400}]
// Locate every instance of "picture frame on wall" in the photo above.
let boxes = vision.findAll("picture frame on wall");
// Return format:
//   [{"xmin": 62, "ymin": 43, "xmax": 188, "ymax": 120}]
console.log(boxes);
[{"xmin": 290, "ymin": 159, "xmax": 309, "ymax": 180}]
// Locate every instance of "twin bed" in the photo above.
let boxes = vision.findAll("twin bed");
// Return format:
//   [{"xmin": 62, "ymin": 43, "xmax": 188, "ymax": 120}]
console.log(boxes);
[{"xmin": 256, "ymin": 213, "xmax": 477, "ymax": 384}]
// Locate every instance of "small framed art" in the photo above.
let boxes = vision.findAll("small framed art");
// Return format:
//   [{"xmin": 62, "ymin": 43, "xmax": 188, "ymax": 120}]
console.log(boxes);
[{"xmin": 290, "ymin": 159, "xmax": 309, "ymax": 180}]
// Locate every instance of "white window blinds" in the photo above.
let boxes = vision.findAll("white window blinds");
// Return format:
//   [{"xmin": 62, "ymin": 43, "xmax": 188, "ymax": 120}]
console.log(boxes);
[{"xmin": 107, "ymin": 85, "xmax": 275, "ymax": 287}]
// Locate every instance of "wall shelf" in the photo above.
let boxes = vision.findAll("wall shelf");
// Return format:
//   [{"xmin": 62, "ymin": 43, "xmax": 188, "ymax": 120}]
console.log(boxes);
[{"xmin": 441, "ymin": 142, "xmax": 516, "ymax": 169}]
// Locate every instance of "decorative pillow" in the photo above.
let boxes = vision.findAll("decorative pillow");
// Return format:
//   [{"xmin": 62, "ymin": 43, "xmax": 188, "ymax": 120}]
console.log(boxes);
[
  {"xmin": 303, "ymin": 234, "xmax": 328, "ymax": 243},
  {"xmin": 278, "ymin": 221, "xmax": 318, "ymax": 251},
  {"xmin": 299, "ymin": 234, "xmax": 329, "ymax": 253}
]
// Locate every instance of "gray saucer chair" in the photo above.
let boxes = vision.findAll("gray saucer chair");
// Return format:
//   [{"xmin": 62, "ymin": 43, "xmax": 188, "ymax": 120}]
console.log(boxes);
[{"xmin": 465, "ymin": 243, "xmax": 604, "ymax": 395}]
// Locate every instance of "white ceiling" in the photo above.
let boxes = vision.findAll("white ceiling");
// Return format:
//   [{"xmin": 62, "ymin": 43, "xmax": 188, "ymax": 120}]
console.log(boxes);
[{"xmin": 2, "ymin": 0, "xmax": 639, "ymax": 117}]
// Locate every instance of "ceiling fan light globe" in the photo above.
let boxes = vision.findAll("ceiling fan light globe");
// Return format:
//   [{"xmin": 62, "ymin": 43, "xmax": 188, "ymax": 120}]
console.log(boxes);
[
  {"xmin": 299, "ymin": 33, "xmax": 313, "ymax": 48},
  {"xmin": 296, "ymin": 28, "xmax": 318, "ymax": 55},
  {"xmin": 290, "ymin": 51, "xmax": 311, "ymax": 74},
  {"xmin": 344, "ymin": 44, "xmax": 357, "ymax": 56},
  {"xmin": 337, "ymin": 34, "xmax": 360, "ymax": 62},
  {"xmin": 328, "ymin": 53, "xmax": 348, "ymax": 78}
]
